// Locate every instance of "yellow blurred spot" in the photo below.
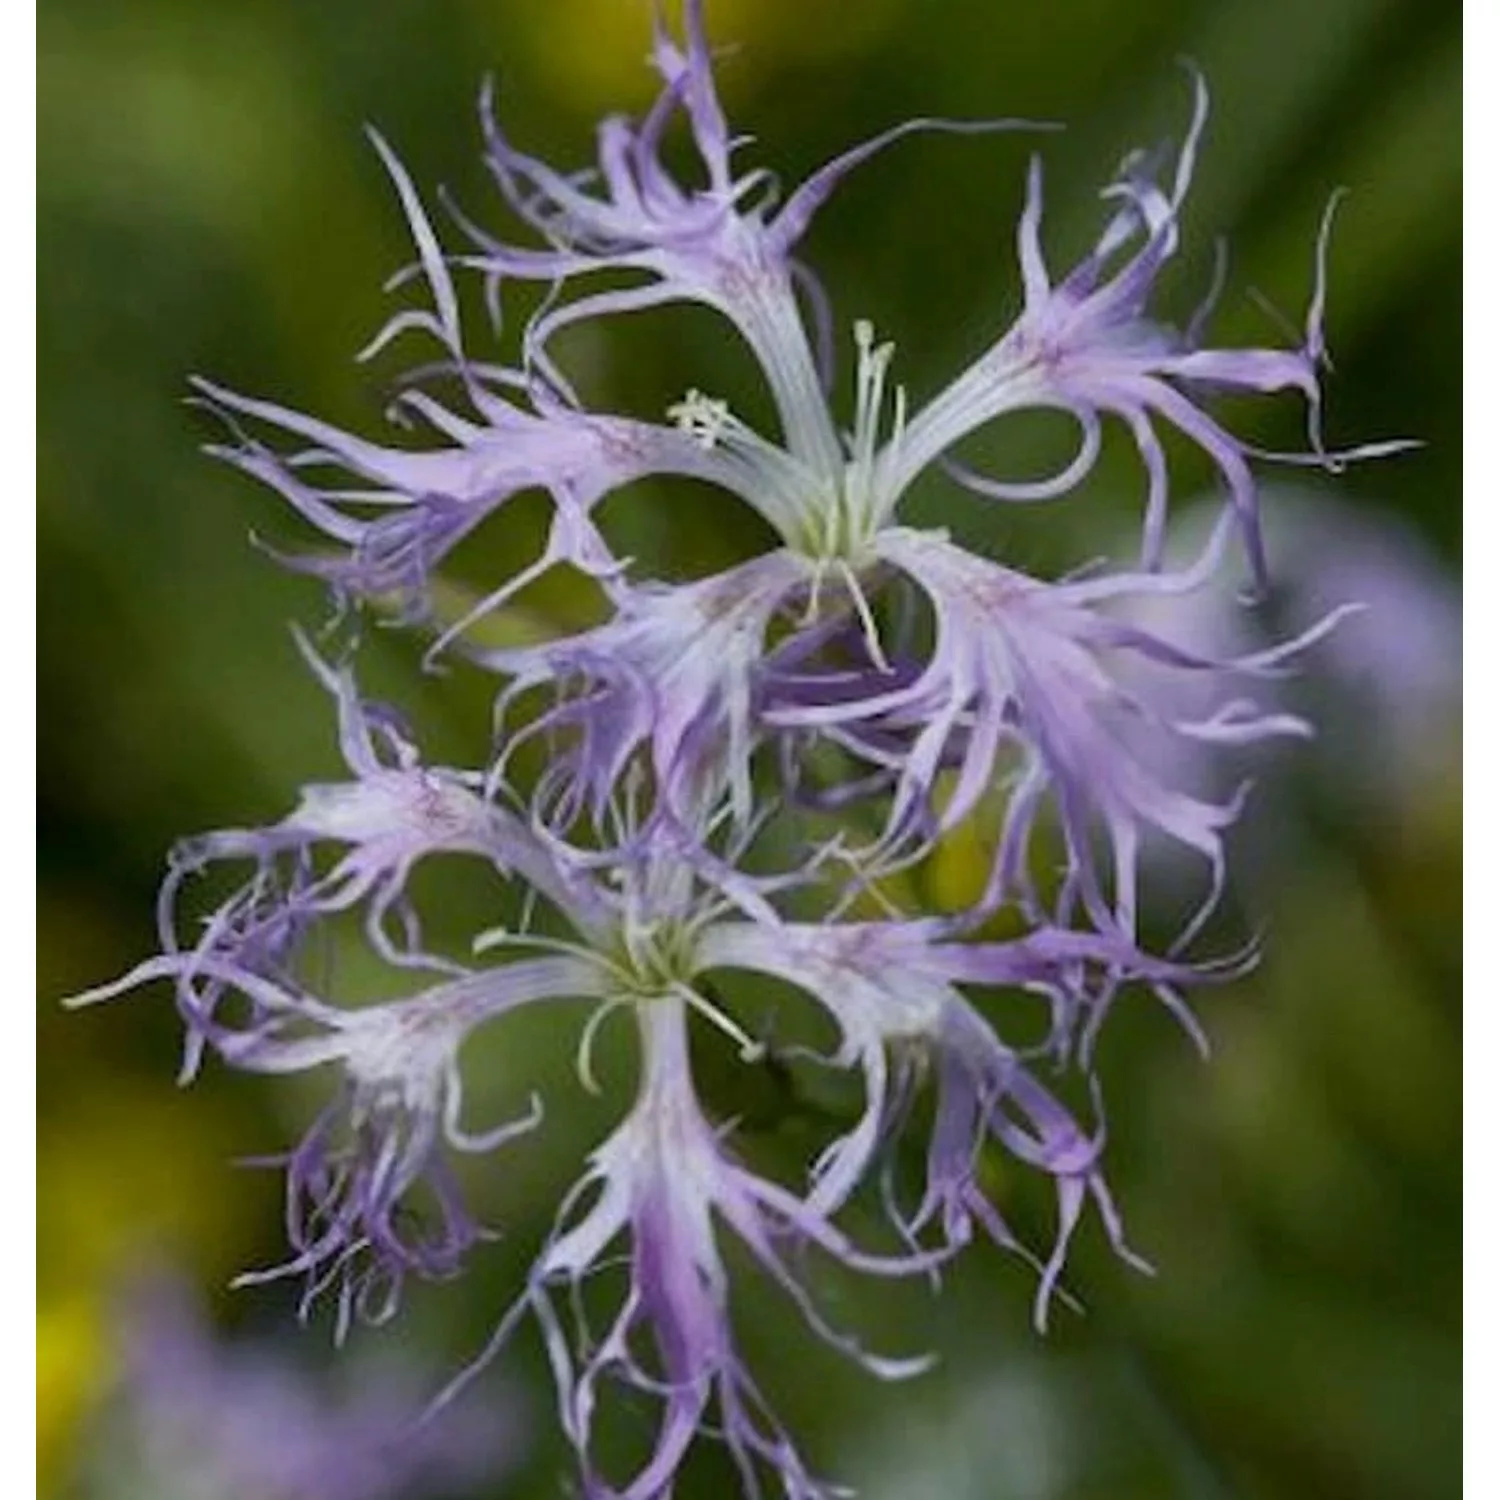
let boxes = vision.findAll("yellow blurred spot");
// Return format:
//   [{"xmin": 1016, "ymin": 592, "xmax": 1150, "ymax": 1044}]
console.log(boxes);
[
  {"xmin": 37, "ymin": 1087, "xmax": 266, "ymax": 1495},
  {"xmin": 40, "ymin": 1093, "xmax": 255, "ymax": 1302},
  {"xmin": 924, "ymin": 809, "xmax": 995, "ymax": 915},
  {"xmin": 919, "ymin": 774, "xmax": 1065, "ymax": 939},
  {"xmin": 731, "ymin": 0, "xmax": 905, "ymax": 62},
  {"xmin": 512, "ymin": 0, "xmax": 664, "ymax": 110},
  {"xmin": 37, "ymin": 1293, "xmax": 110, "ymax": 1497},
  {"xmin": 501, "ymin": 0, "xmax": 905, "ymax": 114}
]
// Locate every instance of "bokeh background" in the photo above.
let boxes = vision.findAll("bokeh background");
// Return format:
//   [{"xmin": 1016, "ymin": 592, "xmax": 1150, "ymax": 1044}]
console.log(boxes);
[{"xmin": 38, "ymin": 0, "xmax": 1460, "ymax": 1497}]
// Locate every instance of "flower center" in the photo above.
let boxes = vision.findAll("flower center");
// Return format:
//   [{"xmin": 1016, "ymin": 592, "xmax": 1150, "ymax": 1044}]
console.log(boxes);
[
  {"xmin": 616, "ymin": 914, "xmax": 700, "ymax": 996},
  {"xmin": 668, "ymin": 319, "xmax": 909, "ymax": 571}
]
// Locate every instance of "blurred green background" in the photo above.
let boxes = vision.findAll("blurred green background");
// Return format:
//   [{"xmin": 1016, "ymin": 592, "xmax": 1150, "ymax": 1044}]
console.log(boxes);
[{"xmin": 38, "ymin": 0, "xmax": 1459, "ymax": 1497}]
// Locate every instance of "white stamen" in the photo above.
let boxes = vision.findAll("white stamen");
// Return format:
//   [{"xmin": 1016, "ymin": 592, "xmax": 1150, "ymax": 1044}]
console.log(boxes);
[
  {"xmin": 837, "ymin": 560, "xmax": 892, "ymax": 675},
  {"xmin": 839, "ymin": 318, "xmax": 906, "ymax": 550},
  {"xmin": 802, "ymin": 556, "xmax": 829, "ymax": 624},
  {"xmin": 671, "ymin": 981, "xmax": 766, "ymax": 1064},
  {"xmin": 575, "ymin": 995, "xmax": 633, "ymax": 1094}
]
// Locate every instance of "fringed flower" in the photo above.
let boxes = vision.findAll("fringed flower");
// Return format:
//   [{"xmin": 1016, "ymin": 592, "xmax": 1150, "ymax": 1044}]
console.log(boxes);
[
  {"xmin": 698, "ymin": 919, "xmax": 1223, "ymax": 1327},
  {"xmin": 71, "ymin": 953, "xmax": 604, "ymax": 1340},
  {"xmin": 433, "ymin": 994, "xmax": 936, "ymax": 1500},
  {"xmin": 194, "ymin": 130, "xmax": 782, "ymax": 655},
  {"xmin": 768, "ymin": 517, "xmax": 1345, "ymax": 945},
  {"xmin": 478, "ymin": 549, "xmax": 818, "ymax": 831},
  {"xmin": 887, "ymin": 73, "xmax": 1412, "ymax": 586},
  {"xmin": 69, "ymin": 5, "xmax": 1414, "ymax": 1497},
  {"xmin": 468, "ymin": 0, "xmax": 1041, "ymax": 483},
  {"xmin": 153, "ymin": 632, "xmax": 581, "ymax": 1083}
]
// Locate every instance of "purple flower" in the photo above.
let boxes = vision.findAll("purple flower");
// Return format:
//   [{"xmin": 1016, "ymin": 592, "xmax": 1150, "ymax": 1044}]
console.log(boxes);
[
  {"xmin": 481, "ymin": 549, "xmax": 816, "ymax": 830},
  {"xmin": 468, "ymin": 0, "xmax": 1041, "ymax": 480},
  {"xmin": 71, "ymin": 4, "xmax": 1416, "ymax": 1497},
  {"xmin": 698, "ymin": 918, "xmax": 1234, "ymax": 1327},
  {"xmin": 194, "ymin": 131, "xmax": 774, "ymax": 655},
  {"xmin": 467, "ymin": 18, "xmax": 1406, "ymax": 592},
  {"xmin": 886, "ymin": 81, "xmax": 1413, "ymax": 586},
  {"xmin": 73, "ymin": 952, "xmax": 604, "ymax": 1337},
  {"xmin": 768, "ymin": 517, "xmax": 1345, "ymax": 945},
  {"xmin": 95, "ymin": 1268, "xmax": 521, "ymax": 1500},
  {"xmin": 77, "ymin": 797, "xmax": 1227, "ymax": 1497},
  {"xmin": 434, "ymin": 994, "xmax": 937, "ymax": 1500}
]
